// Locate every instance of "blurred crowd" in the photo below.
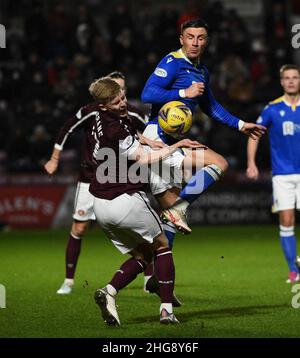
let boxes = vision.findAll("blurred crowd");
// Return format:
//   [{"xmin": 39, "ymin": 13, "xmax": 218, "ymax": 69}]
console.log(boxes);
[{"xmin": 0, "ymin": 0, "xmax": 292, "ymax": 174}]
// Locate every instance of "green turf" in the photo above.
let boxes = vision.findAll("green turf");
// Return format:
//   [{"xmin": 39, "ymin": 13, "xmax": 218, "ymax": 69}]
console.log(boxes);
[{"xmin": 0, "ymin": 226, "xmax": 299, "ymax": 338}]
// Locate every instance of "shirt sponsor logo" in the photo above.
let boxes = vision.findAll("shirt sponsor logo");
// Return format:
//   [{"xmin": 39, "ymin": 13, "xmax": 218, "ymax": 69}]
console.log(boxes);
[
  {"xmin": 282, "ymin": 121, "xmax": 295, "ymax": 135},
  {"xmin": 282, "ymin": 121, "xmax": 300, "ymax": 135},
  {"xmin": 154, "ymin": 67, "xmax": 168, "ymax": 78}
]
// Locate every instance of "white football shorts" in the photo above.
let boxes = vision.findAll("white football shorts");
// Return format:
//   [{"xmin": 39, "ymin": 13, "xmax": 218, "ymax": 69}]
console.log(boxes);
[
  {"xmin": 93, "ymin": 191, "xmax": 162, "ymax": 254},
  {"xmin": 142, "ymin": 124, "xmax": 185, "ymax": 195},
  {"xmin": 73, "ymin": 181, "xmax": 96, "ymax": 221},
  {"xmin": 272, "ymin": 174, "xmax": 300, "ymax": 212}
]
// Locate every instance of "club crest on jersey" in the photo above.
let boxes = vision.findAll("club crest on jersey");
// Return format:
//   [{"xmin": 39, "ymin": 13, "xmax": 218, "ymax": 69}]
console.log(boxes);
[
  {"xmin": 279, "ymin": 110, "xmax": 285, "ymax": 117},
  {"xmin": 154, "ymin": 67, "xmax": 167, "ymax": 78}
]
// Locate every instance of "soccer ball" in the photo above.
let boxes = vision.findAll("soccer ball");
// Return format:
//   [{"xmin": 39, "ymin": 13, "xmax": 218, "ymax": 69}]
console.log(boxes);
[{"xmin": 158, "ymin": 101, "xmax": 192, "ymax": 136}]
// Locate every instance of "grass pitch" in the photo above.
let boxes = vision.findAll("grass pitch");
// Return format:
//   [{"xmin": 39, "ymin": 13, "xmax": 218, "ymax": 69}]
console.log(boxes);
[{"xmin": 0, "ymin": 226, "xmax": 299, "ymax": 338}]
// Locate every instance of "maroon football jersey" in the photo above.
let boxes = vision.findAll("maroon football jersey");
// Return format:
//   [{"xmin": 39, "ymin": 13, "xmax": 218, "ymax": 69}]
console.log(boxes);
[
  {"xmin": 89, "ymin": 110, "xmax": 147, "ymax": 200},
  {"xmin": 54, "ymin": 102, "xmax": 147, "ymax": 183},
  {"xmin": 54, "ymin": 102, "xmax": 101, "ymax": 183}
]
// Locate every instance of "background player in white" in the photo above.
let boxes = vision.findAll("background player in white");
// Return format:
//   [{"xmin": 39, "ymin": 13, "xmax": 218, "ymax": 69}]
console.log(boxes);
[
  {"xmin": 247, "ymin": 64, "xmax": 300, "ymax": 283},
  {"xmin": 87, "ymin": 77, "xmax": 202, "ymax": 325}
]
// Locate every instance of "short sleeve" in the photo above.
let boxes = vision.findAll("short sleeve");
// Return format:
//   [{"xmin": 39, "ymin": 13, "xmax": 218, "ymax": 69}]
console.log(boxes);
[{"xmin": 256, "ymin": 105, "xmax": 272, "ymax": 127}]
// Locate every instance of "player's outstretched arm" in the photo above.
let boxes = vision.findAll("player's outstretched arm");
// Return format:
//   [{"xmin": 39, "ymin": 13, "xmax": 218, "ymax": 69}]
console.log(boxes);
[
  {"xmin": 44, "ymin": 148, "xmax": 61, "ymax": 175},
  {"xmin": 130, "ymin": 139, "xmax": 204, "ymax": 165},
  {"xmin": 137, "ymin": 133, "xmax": 166, "ymax": 149},
  {"xmin": 201, "ymin": 86, "xmax": 267, "ymax": 136},
  {"xmin": 240, "ymin": 122, "xmax": 266, "ymax": 140},
  {"xmin": 246, "ymin": 137, "xmax": 260, "ymax": 180}
]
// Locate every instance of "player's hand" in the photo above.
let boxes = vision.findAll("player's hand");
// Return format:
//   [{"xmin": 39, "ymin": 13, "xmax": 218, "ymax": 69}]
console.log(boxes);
[
  {"xmin": 176, "ymin": 138, "xmax": 207, "ymax": 149},
  {"xmin": 240, "ymin": 123, "xmax": 266, "ymax": 139},
  {"xmin": 44, "ymin": 159, "xmax": 58, "ymax": 175},
  {"xmin": 246, "ymin": 164, "xmax": 259, "ymax": 180},
  {"xmin": 184, "ymin": 82, "xmax": 205, "ymax": 98}
]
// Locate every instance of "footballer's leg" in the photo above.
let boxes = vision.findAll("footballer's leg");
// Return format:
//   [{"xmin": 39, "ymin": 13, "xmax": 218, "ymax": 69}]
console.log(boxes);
[
  {"xmin": 93, "ymin": 191, "xmax": 178, "ymax": 325},
  {"xmin": 143, "ymin": 219, "xmax": 182, "ymax": 307},
  {"xmin": 57, "ymin": 181, "xmax": 96, "ymax": 294},
  {"xmin": 57, "ymin": 220, "xmax": 89, "ymax": 294},
  {"xmin": 279, "ymin": 209, "xmax": 299, "ymax": 283},
  {"xmin": 161, "ymin": 147, "xmax": 228, "ymax": 233},
  {"xmin": 138, "ymin": 188, "xmax": 181, "ymax": 306},
  {"xmin": 151, "ymin": 234, "xmax": 179, "ymax": 324},
  {"xmin": 95, "ymin": 247, "xmax": 149, "ymax": 327},
  {"xmin": 273, "ymin": 176, "xmax": 299, "ymax": 282}
]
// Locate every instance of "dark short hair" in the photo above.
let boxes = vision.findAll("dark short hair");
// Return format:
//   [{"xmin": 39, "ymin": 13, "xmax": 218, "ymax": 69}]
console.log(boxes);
[
  {"xmin": 181, "ymin": 18, "xmax": 209, "ymax": 34},
  {"xmin": 107, "ymin": 71, "xmax": 125, "ymax": 80}
]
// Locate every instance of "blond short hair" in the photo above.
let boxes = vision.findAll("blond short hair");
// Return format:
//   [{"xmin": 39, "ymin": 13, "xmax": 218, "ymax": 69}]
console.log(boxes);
[
  {"xmin": 280, "ymin": 64, "xmax": 300, "ymax": 78},
  {"xmin": 89, "ymin": 77, "xmax": 121, "ymax": 104}
]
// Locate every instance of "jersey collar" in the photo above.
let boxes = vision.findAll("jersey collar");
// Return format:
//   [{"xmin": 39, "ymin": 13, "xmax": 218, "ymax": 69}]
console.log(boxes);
[
  {"xmin": 283, "ymin": 95, "xmax": 300, "ymax": 111},
  {"xmin": 179, "ymin": 48, "xmax": 202, "ymax": 68},
  {"xmin": 179, "ymin": 48, "xmax": 192, "ymax": 64}
]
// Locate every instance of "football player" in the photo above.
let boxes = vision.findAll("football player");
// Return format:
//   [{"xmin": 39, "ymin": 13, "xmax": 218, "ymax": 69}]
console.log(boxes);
[
  {"xmin": 44, "ymin": 72, "xmax": 154, "ymax": 295},
  {"xmin": 88, "ymin": 77, "xmax": 202, "ymax": 325},
  {"xmin": 247, "ymin": 64, "xmax": 300, "ymax": 283},
  {"xmin": 141, "ymin": 18, "xmax": 265, "ymax": 243}
]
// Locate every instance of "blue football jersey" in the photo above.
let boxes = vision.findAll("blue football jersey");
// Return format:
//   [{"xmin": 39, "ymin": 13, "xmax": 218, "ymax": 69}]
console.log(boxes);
[
  {"xmin": 257, "ymin": 96, "xmax": 300, "ymax": 175},
  {"xmin": 141, "ymin": 49, "xmax": 240, "ymax": 132}
]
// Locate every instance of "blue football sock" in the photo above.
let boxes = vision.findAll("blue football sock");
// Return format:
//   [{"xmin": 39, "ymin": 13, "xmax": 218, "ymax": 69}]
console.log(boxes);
[
  {"xmin": 162, "ymin": 222, "xmax": 176, "ymax": 250},
  {"xmin": 180, "ymin": 164, "xmax": 223, "ymax": 205},
  {"xmin": 280, "ymin": 225, "xmax": 298, "ymax": 272}
]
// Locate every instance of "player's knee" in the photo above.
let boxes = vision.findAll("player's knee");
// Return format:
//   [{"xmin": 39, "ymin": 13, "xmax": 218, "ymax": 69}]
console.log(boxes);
[
  {"xmin": 279, "ymin": 211, "xmax": 295, "ymax": 227},
  {"xmin": 280, "ymin": 220, "xmax": 294, "ymax": 228},
  {"xmin": 152, "ymin": 233, "xmax": 169, "ymax": 250},
  {"xmin": 71, "ymin": 221, "xmax": 88, "ymax": 237}
]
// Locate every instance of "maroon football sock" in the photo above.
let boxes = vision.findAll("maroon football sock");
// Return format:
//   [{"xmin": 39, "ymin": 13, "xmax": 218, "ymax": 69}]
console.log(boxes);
[
  {"xmin": 110, "ymin": 257, "xmax": 146, "ymax": 292},
  {"xmin": 144, "ymin": 262, "xmax": 154, "ymax": 277},
  {"xmin": 154, "ymin": 248, "xmax": 175, "ymax": 303},
  {"xmin": 66, "ymin": 234, "xmax": 82, "ymax": 279}
]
